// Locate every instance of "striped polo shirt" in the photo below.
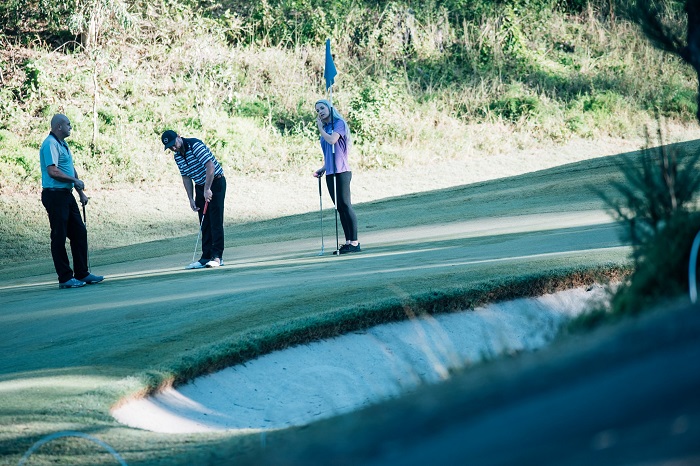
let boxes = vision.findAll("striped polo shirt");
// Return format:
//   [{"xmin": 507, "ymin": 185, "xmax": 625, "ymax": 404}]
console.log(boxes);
[{"xmin": 173, "ymin": 138, "xmax": 224, "ymax": 186}]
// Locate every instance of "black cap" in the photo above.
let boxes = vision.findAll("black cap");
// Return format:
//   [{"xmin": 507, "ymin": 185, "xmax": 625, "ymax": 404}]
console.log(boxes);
[{"xmin": 161, "ymin": 130, "xmax": 178, "ymax": 150}]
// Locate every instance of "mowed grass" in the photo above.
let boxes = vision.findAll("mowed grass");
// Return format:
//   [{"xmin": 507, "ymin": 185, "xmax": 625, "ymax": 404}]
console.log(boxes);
[{"xmin": 4, "ymin": 141, "xmax": 699, "ymax": 464}]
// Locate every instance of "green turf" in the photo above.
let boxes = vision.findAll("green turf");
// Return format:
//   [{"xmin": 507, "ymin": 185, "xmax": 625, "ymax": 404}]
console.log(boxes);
[{"xmin": 3, "ymin": 142, "xmax": 685, "ymax": 465}]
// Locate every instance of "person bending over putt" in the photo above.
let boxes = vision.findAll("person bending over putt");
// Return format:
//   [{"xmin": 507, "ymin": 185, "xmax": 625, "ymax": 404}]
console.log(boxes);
[{"xmin": 162, "ymin": 130, "xmax": 227, "ymax": 269}]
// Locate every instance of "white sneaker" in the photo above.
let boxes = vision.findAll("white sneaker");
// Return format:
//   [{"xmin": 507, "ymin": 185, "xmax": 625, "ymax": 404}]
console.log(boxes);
[
  {"xmin": 185, "ymin": 261, "xmax": 205, "ymax": 270},
  {"xmin": 205, "ymin": 258, "xmax": 222, "ymax": 268}
]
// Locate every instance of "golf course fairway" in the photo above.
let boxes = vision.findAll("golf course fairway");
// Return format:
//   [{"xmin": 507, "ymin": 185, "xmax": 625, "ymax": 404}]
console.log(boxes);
[{"xmin": 2, "ymin": 144, "xmax": 700, "ymax": 465}]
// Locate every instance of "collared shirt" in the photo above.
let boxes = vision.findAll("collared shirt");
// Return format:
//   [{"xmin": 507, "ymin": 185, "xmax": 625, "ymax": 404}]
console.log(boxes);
[
  {"xmin": 173, "ymin": 137, "xmax": 224, "ymax": 186},
  {"xmin": 39, "ymin": 132, "xmax": 75, "ymax": 189},
  {"xmin": 320, "ymin": 119, "xmax": 350, "ymax": 175}
]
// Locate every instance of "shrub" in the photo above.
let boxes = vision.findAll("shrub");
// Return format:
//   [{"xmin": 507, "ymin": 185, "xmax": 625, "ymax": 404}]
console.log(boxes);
[
  {"xmin": 597, "ymin": 132, "xmax": 700, "ymax": 251},
  {"xmin": 347, "ymin": 81, "xmax": 402, "ymax": 145},
  {"xmin": 612, "ymin": 211, "xmax": 700, "ymax": 316},
  {"xmin": 0, "ymin": 0, "xmax": 73, "ymax": 43},
  {"xmin": 595, "ymin": 128, "xmax": 700, "ymax": 316},
  {"xmin": 489, "ymin": 94, "xmax": 540, "ymax": 123},
  {"xmin": 484, "ymin": 84, "xmax": 541, "ymax": 123},
  {"xmin": 582, "ymin": 91, "xmax": 626, "ymax": 115},
  {"xmin": 653, "ymin": 87, "xmax": 698, "ymax": 121}
]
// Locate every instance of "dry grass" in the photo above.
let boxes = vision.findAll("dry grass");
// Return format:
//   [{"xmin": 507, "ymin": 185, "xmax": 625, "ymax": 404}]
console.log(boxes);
[{"xmin": 1, "ymin": 2, "xmax": 697, "ymax": 196}]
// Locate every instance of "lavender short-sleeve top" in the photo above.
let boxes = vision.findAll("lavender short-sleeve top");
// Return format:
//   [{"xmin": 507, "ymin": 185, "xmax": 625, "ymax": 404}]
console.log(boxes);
[{"xmin": 321, "ymin": 119, "xmax": 350, "ymax": 175}]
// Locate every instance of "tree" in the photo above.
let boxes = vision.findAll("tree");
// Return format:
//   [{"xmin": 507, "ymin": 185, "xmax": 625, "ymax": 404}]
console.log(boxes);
[
  {"xmin": 68, "ymin": 0, "xmax": 133, "ymax": 50},
  {"xmin": 626, "ymin": 1, "xmax": 700, "ymax": 122},
  {"xmin": 67, "ymin": 0, "xmax": 134, "ymax": 153}
]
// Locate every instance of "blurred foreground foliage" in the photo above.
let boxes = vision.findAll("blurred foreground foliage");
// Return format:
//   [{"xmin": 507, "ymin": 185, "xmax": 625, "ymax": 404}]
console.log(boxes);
[{"xmin": 579, "ymin": 128, "xmax": 700, "ymax": 326}]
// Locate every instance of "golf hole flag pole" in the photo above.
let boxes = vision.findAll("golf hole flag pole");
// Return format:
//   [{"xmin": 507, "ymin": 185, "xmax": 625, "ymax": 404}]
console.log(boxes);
[{"xmin": 325, "ymin": 38, "xmax": 340, "ymax": 255}]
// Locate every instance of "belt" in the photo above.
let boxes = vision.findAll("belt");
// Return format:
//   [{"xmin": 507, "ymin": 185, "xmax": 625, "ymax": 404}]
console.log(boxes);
[
  {"xmin": 43, "ymin": 188, "xmax": 72, "ymax": 192},
  {"xmin": 196, "ymin": 175, "xmax": 224, "ymax": 187}
]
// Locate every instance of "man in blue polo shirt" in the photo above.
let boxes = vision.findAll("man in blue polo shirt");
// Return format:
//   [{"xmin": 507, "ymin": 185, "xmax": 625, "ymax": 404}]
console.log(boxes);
[
  {"xmin": 162, "ymin": 130, "xmax": 227, "ymax": 269},
  {"xmin": 40, "ymin": 114, "xmax": 104, "ymax": 289}
]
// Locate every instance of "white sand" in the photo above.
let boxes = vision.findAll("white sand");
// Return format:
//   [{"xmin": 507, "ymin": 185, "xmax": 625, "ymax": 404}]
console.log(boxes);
[{"xmin": 112, "ymin": 286, "xmax": 608, "ymax": 433}]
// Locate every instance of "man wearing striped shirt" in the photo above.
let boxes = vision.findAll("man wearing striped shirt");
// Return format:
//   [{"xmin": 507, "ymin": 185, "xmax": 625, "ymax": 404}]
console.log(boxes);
[{"xmin": 162, "ymin": 130, "xmax": 226, "ymax": 269}]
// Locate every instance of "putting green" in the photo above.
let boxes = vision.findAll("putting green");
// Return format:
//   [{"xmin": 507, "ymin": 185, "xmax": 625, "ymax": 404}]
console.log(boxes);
[{"xmin": 0, "ymin": 147, "xmax": 661, "ymax": 464}]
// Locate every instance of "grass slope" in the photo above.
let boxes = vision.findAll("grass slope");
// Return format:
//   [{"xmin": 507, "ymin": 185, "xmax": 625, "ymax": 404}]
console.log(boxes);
[
  {"xmin": 3, "ymin": 140, "xmax": 692, "ymax": 464},
  {"xmin": 1, "ymin": 138, "xmax": 679, "ymax": 276}
]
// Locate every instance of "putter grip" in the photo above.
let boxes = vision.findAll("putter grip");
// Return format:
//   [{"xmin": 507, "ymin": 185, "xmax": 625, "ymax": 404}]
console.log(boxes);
[{"xmin": 203, "ymin": 201, "xmax": 209, "ymax": 215}]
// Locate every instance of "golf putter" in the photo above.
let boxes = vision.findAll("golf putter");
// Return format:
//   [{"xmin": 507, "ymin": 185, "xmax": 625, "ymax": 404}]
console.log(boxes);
[
  {"xmin": 192, "ymin": 201, "xmax": 209, "ymax": 264},
  {"xmin": 82, "ymin": 202, "xmax": 91, "ymax": 271},
  {"xmin": 318, "ymin": 174, "xmax": 324, "ymax": 256}
]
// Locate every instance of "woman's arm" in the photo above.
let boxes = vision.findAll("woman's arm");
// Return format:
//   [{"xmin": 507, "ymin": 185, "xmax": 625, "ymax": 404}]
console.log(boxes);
[{"xmin": 317, "ymin": 118, "xmax": 340, "ymax": 144}]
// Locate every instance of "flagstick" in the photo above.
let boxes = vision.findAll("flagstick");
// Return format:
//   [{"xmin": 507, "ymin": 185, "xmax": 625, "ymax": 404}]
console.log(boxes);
[
  {"xmin": 330, "ymin": 86, "xmax": 340, "ymax": 255},
  {"xmin": 323, "ymin": 38, "xmax": 340, "ymax": 256}
]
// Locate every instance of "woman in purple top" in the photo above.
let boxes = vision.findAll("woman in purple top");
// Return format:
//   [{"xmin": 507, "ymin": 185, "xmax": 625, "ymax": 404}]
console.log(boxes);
[{"xmin": 312, "ymin": 99, "xmax": 361, "ymax": 254}]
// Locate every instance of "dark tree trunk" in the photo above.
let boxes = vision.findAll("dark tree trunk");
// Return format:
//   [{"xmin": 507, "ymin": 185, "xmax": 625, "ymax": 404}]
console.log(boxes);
[{"xmin": 685, "ymin": 3, "xmax": 700, "ymax": 121}]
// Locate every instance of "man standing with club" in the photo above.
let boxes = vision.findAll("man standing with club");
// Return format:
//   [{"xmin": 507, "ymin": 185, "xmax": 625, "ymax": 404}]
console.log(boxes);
[
  {"xmin": 162, "ymin": 130, "xmax": 226, "ymax": 269},
  {"xmin": 40, "ymin": 114, "xmax": 104, "ymax": 289}
]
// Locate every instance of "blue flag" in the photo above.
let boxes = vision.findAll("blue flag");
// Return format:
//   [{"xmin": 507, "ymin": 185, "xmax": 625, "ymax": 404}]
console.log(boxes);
[{"xmin": 324, "ymin": 39, "xmax": 337, "ymax": 90}]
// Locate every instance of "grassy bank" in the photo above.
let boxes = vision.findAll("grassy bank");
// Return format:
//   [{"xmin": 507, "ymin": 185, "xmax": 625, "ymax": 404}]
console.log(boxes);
[
  {"xmin": 0, "ymin": 150, "xmax": 634, "ymax": 464},
  {"xmin": 0, "ymin": 0, "xmax": 697, "ymax": 195}
]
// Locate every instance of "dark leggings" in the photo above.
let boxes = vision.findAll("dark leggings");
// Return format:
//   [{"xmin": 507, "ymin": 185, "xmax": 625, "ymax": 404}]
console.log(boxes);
[{"xmin": 326, "ymin": 171, "xmax": 358, "ymax": 242}]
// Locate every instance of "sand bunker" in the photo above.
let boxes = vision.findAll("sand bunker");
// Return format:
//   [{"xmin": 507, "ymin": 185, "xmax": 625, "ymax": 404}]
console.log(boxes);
[{"xmin": 113, "ymin": 286, "xmax": 607, "ymax": 433}]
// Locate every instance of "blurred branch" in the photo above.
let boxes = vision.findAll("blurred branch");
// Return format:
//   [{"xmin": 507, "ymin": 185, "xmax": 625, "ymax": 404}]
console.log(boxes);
[{"xmin": 625, "ymin": 0, "xmax": 686, "ymax": 54}]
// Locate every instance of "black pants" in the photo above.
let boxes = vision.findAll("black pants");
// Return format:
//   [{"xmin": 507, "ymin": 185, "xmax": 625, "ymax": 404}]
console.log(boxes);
[
  {"xmin": 195, "ymin": 176, "xmax": 226, "ymax": 260},
  {"xmin": 326, "ymin": 171, "xmax": 358, "ymax": 242},
  {"xmin": 41, "ymin": 189, "xmax": 89, "ymax": 283}
]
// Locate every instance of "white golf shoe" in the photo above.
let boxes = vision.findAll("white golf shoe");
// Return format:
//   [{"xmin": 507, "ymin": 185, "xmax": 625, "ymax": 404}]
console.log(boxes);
[{"xmin": 205, "ymin": 258, "xmax": 223, "ymax": 268}]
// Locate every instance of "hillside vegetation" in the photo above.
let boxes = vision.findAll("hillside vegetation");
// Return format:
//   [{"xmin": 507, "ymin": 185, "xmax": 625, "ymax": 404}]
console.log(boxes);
[{"xmin": 0, "ymin": 0, "xmax": 697, "ymax": 193}]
